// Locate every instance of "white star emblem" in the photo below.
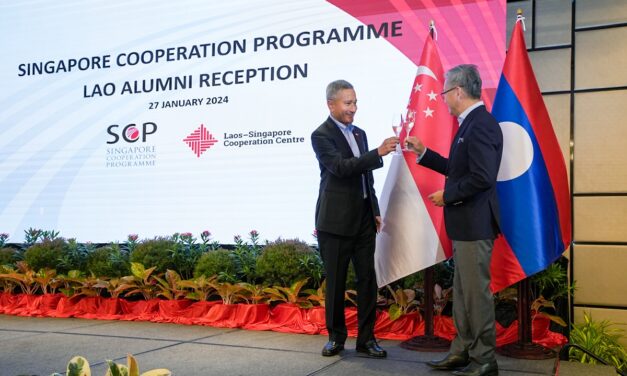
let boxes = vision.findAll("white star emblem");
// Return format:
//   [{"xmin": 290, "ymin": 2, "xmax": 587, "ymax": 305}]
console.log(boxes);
[
  {"xmin": 423, "ymin": 107, "xmax": 434, "ymax": 118},
  {"xmin": 427, "ymin": 90, "xmax": 437, "ymax": 101},
  {"xmin": 414, "ymin": 83, "xmax": 422, "ymax": 92},
  {"xmin": 407, "ymin": 110, "xmax": 416, "ymax": 120}
]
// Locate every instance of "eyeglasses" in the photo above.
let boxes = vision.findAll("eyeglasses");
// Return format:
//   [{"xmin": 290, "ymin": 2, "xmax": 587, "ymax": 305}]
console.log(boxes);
[{"xmin": 440, "ymin": 86, "xmax": 458, "ymax": 98}]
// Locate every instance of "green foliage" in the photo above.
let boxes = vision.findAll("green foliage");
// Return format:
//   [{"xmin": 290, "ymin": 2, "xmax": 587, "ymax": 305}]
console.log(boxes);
[
  {"xmin": 263, "ymin": 278, "xmax": 311, "ymax": 307},
  {"xmin": 115, "ymin": 262, "xmax": 158, "ymax": 300},
  {"xmin": 531, "ymin": 259, "xmax": 574, "ymax": 301},
  {"xmin": 124, "ymin": 234, "xmax": 140, "ymax": 254},
  {"xmin": 386, "ymin": 285, "xmax": 419, "ymax": 321},
  {"xmin": 0, "ymin": 233, "xmax": 9, "ymax": 248},
  {"xmin": 345, "ymin": 262, "xmax": 357, "ymax": 291},
  {"xmin": 298, "ymin": 252, "xmax": 324, "ymax": 288},
  {"xmin": 169, "ymin": 232, "xmax": 203, "ymax": 280},
  {"xmin": 531, "ymin": 296, "xmax": 567, "ymax": 327},
  {"xmin": 50, "ymin": 354, "xmax": 171, "ymax": 376},
  {"xmin": 569, "ymin": 312, "xmax": 627, "ymax": 372},
  {"xmin": 239, "ymin": 282, "xmax": 269, "ymax": 304},
  {"xmin": 129, "ymin": 237, "xmax": 177, "ymax": 273},
  {"xmin": 434, "ymin": 260, "xmax": 454, "ymax": 289},
  {"xmin": 230, "ymin": 233, "xmax": 261, "ymax": 283},
  {"xmin": 401, "ymin": 271, "xmax": 424, "ymax": 289},
  {"xmin": 255, "ymin": 238, "xmax": 316, "ymax": 287},
  {"xmin": 194, "ymin": 249, "xmax": 237, "ymax": 282},
  {"xmin": 177, "ymin": 275, "xmax": 218, "ymax": 301},
  {"xmin": 0, "ymin": 247, "xmax": 16, "ymax": 266},
  {"xmin": 51, "ymin": 355, "xmax": 90, "ymax": 376},
  {"xmin": 24, "ymin": 238, "xmax": 67, "ymax": 272},
  {"xmin": 0, "ymin": 262, "xmax": 38, "ymax": 294},
  {"xmin": 153, "ymin": 270, "xmax": 187, "ymax": 300},
  {"xmin": 212, "ymin": 281, "xmax": 248, "ymax": 304},
  {"xmin": 530, "ymin": 258, "xmax": 573, "ymax": 331},
  {"xmin": 86, "ymin": 244, "xmax": 130, "ymax": 277},
  {"xmin": 57, "ymin": 239, "xmax": 90, "ymax": 273}
]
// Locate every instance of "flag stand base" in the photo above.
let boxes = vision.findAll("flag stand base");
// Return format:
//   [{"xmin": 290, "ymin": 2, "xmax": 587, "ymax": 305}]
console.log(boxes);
[
  {"xmin": 400, "ymin": 335, "xmax": 450, "ymax": 352},
  {"xmin": 400, "ymin": 266, "xmax": 451, "ymax": 352},
  {"xmin": 496, "ymin": 279, "xmax": 556, "ymax": 359},
  {"xmin": 496, "ymin": 341, "xmax": 555, "ymax": 359}
]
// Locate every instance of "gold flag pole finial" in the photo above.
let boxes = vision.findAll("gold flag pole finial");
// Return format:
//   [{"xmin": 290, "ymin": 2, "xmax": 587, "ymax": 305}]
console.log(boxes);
[
  {"xmin": 516, "ymin": 8, "xmax": 526, "ymax": 31},
  {"xmin": 429, "ymin": 19, "xmax": 438, "ymax": 40}
]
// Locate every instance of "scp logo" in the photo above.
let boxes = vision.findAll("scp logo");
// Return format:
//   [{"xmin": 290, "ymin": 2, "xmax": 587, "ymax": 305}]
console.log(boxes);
[{"xmin": 107, "ymin": 122, "xmax": 157, "ymax": 144}]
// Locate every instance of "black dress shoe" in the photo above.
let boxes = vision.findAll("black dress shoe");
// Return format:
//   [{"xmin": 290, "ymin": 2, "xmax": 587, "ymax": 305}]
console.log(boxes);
[
  {"xmin": 356, "ymin": 339, "xmax": 387, "ymax": 358},
  {"xmin": 426, "ymin": 353, "xmax": 470, "ymax": 370},
  {"xmin": 452, "ymin": 360, "xmax": 498, "ymax": 376},
  {"xmin": 321, "ymin": 341, "xmax": 344, "ymax": 356}
]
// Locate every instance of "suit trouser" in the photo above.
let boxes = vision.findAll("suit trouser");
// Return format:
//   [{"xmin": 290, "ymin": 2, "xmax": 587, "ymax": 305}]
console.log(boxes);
[
  {"xmin": 449, "ymin": 239, "xmax": 496, "ymax": 363},
  {"xmin": 317, "ymin": 200, "xmax": 377, "ymax": 346}
]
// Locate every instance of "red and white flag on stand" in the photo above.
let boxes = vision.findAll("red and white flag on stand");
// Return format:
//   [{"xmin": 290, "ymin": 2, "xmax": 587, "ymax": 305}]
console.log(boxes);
[{"xmin": 375, "ymin": 28, "xmax": 456, "ymax": 287}]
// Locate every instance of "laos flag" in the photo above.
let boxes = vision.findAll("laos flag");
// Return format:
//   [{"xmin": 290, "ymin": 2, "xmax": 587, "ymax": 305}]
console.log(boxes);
[{"xmin": 490, "ymin": 16, "xmax": 572, "ymax": 292}]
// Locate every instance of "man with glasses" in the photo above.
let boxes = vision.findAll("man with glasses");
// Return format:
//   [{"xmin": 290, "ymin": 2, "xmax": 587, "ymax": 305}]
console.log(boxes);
[{"xmin": 405, "ymin": 64, "xmax": 503, "ymax": 376}]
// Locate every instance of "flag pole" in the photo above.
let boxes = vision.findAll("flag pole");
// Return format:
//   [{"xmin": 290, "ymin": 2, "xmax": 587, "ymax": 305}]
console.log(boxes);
[
  {"xmin": 496, "ymin": 278, "xmax": 554, "ymax": 359},
  {"xmin": 400, "ymin": 20, "xmax": 450, "ymax": 352},
  {"xmin": 495, "ymin": 10, "xmax": 556, "ymax": 360}
]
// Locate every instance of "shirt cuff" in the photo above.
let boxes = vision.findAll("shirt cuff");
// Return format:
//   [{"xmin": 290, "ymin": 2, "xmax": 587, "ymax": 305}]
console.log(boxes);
[{"xmin": 415, "ymin": 147, "xmax": 428, "ymax": 163}]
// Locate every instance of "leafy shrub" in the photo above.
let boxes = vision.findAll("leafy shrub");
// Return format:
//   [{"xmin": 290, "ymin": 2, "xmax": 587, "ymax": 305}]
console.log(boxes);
[
  {"xmin": 57, "ymin": 238, "xmax": 89, "ymax": 273},
  {"xmin": 129, "ymin": 237, "xmax": 177, "ymax": 273},
  {"xmin": 401, "ymin": 270, "xmax": 424, "ymax": 289},
  {"xmin": 256, "ymin": 239, "xmax": 316, "ymax": 287},
  {"xmin": 194, "ymin": 249, "xmax": 237, "ymax": 281},
  {"xmin": 0, "ymin": 247, "xmax": 16, "ymax": 266},
  {"xmin": 230, "ymin": 234, "xmax": 261, "ymax": 283},
  {"xmin": 50, "ymin": 354, "xmax": 171, "ymax": 376},
  {"xmin": 434, "ymin": 260, "xmax": 454, "ymax": 290},
  {"xmin": 170, "ymin": 233, "xmax": 202, "ymax": 279},
  {"xmin": 569, "ymin": 312, "xmax": 627, "ymax": 372},
  {"xmin": 24, "ymin": 238, "xmax": 67, "ymax": 272},
  {"xmin": 86, "ymin": 244, "xmax": 129, "ymax": 277},
  {"xmin": 299, "ymin": 251, "xmax": 324, "ymax": 288}
]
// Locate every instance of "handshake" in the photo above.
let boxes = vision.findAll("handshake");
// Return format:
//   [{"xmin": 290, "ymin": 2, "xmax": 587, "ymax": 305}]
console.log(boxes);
[{"xmin": 377, "ymin": 136, "xmax": 426, "ymax": 156}]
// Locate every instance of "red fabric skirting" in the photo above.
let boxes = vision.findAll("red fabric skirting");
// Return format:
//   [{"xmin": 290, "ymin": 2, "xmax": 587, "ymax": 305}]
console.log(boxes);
[{"xmin": 0, "ymin": 292, "xmax": 567, "ymax": 348}]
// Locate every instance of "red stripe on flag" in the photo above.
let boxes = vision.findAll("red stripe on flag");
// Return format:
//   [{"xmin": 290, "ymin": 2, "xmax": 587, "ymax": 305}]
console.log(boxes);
[{"xmin": 491, "ymin": 236, "xmax": 526, "ymax": 293}]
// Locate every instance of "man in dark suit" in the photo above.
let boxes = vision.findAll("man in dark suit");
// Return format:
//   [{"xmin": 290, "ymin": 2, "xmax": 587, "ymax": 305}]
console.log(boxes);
[
  {"xmin": 311, "ymin": 79, "xmax": 398, "ymax": 358},
  {"xmin": 405, "ymin": 65, "xmax": 503, "ymax": 376}
]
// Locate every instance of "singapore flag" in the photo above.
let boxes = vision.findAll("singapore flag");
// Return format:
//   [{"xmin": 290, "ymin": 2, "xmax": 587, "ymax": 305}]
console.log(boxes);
[{"xmin": 375, "ymin": 34, "xmax": 456, "ymax": 287}]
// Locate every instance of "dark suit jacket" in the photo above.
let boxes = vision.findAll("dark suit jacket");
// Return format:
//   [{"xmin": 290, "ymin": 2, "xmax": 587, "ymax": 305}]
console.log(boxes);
[
  {"xmin": 311, "ymin": 117, "xmax": 383, "ymax": 237},
  {"xmin": 419, "ymin": 105, "xmax": 503, "ymax": 241}
]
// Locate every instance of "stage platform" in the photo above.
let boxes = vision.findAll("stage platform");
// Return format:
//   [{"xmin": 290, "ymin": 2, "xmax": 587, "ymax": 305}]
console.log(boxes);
[{"xmin": 0, "ymin": 315, "xmax": 617, "ymax": 376}]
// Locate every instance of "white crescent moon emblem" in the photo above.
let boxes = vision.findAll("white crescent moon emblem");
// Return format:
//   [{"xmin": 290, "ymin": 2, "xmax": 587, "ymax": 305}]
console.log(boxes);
[{"xmin": 415, "ymin": 65, "xmax": 437, "ymax": 80}]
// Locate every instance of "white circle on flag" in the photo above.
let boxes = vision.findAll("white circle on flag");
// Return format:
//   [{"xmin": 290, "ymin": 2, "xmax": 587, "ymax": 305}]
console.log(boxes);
[{"xmin": 497, "ymin": 121, "xmax": 534, "ymax": 181}]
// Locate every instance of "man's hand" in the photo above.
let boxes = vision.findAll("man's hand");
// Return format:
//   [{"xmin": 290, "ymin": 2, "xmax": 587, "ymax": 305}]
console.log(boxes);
[
  {"xmin": 405, "ymin": 136, "xmax": 425, "ymax": 155},
  {"xmin": 375, "ymin": 216, "xmax": 382, "ymax": 233},
  {"xmin": 428, "ymin": 190, "xmax": 445, "ymax": 207},
  {"xmin": 377, "ymin": 137, "xmax": 399, "ymax": 156}
]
